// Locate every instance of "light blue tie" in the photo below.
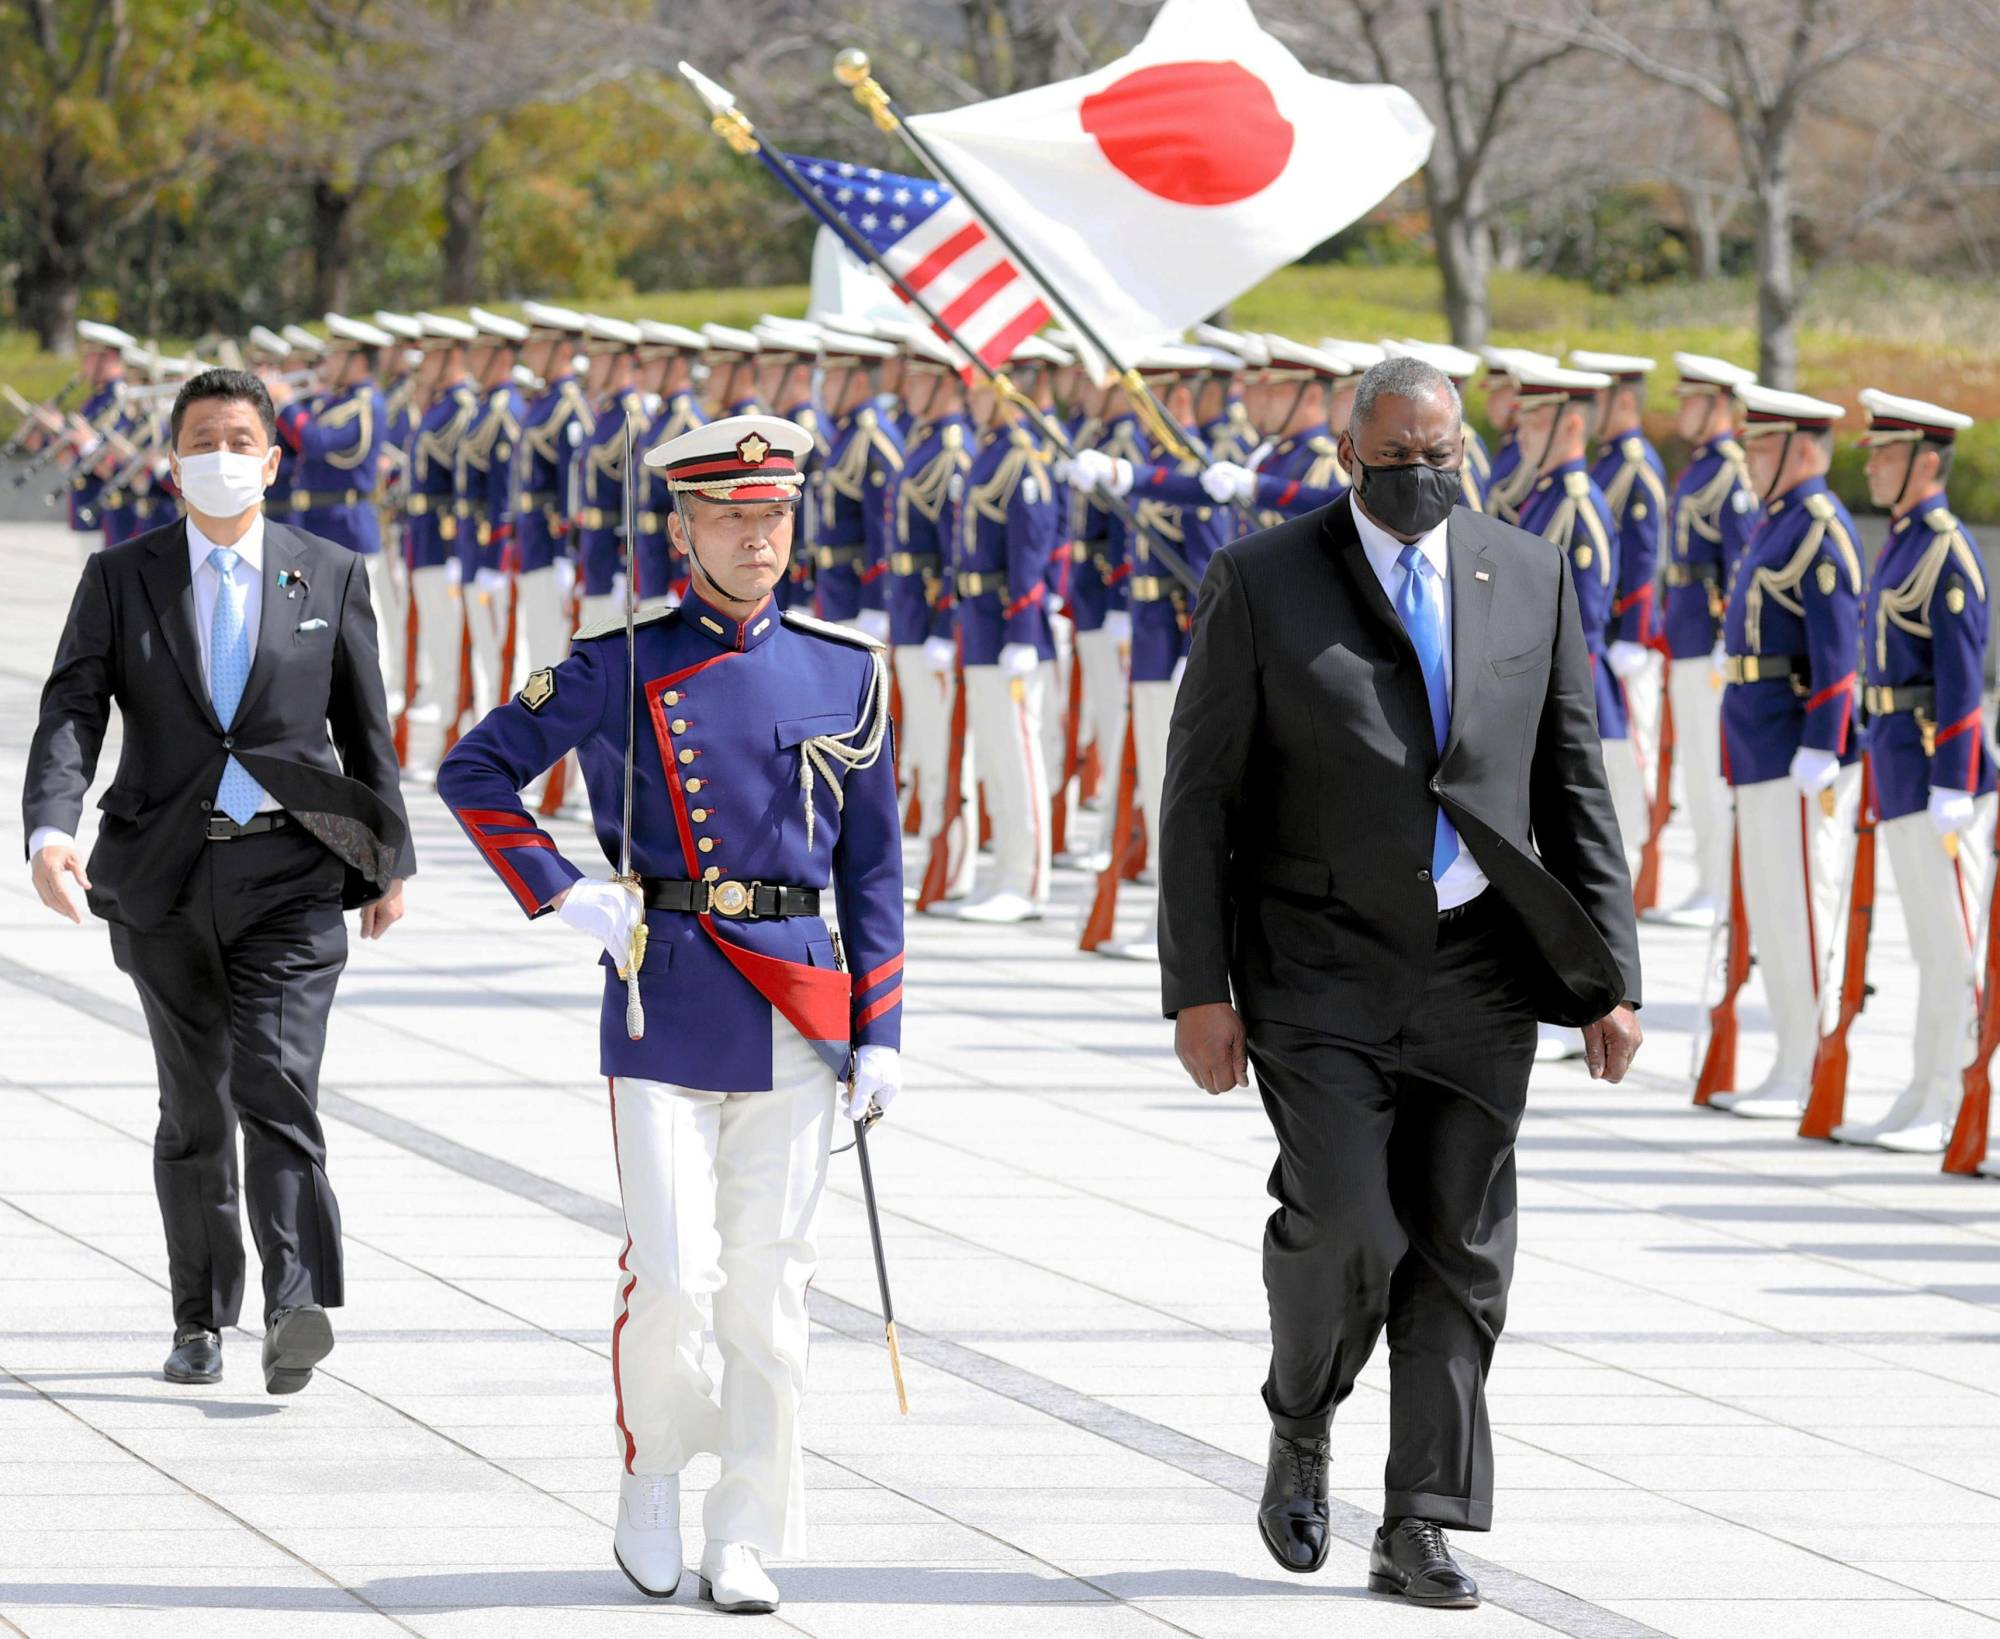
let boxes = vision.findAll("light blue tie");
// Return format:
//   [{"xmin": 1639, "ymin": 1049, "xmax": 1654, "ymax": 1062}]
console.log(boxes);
[
  {"xmin": 1395, "ymin": 545, "xmax": 1457, "ymax": 883},
  {"xmin": 207, "ymin": 547, "xmax": 268, "ymax": 824}
]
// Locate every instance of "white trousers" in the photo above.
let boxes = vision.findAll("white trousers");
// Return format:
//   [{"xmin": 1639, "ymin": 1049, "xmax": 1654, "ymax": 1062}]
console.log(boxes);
[
  {"xmin": 608, "ymin": 1024, "xmax": 838, "ymax": 1559},
  {"xmin": 465, "ymin": 579, "xmax": 509, "ymax": 725},
  {"xmin": 1073, "ymin": 626, "xmax": 1130, "ymax": 805},
  {"xmin": 1669, "ymin": 657, "xmax": 1730, "ymax": 907},
  {"xmin": 1624, "ymin": 649, "xmax": 1663, "ymax": 801},
  {"xmin": 892, "ymin": 646, "xmax": 953, "ymax": 840},
  {"xmin": 1601, "ymin": 734, "xmax": 1649, "ymax": 881},
  {"xmin": 407, "ymin": 566, "xmax": 461, "ymax": 767},
  {"xmin": 365, "ymin": 549, "xmax": 408, "ymax": 703},
  {"xmin": 964, "ymin": 663, "xmax": 1051, "ymax": 906},
  {"xmin": 1736, "ymin": 768, "xmax": 1860, "ymax": 1091},
  {"xmin": 1042, "ymin": 619, "xmax": 1073, "ymax": 807},
  {"xmin": 1880, "ymin": 798, "xmax": 1996, "ymax": 1125},
  {"xmin": 518, "ymin": 566, "xmax": 570, "ymax": 676}
]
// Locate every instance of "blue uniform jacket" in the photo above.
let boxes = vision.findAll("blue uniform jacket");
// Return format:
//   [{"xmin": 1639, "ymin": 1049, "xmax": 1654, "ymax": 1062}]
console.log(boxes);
[
  {"xmin": 1128, "ymin": 430, "xmax": 1227, "ymax": 684},
  {"xmin": 574, "ymin": 390, "xmax": 643, "ymax": 598},
  {"xmin": 954, "ymin": 420, "xmax": 1058, "ymax": 667},
  {"xmin": 1591, "ymin": 433, "xmax": 1667, "ymax": 645},
  {"xmin": 813, "ymin": 406, "xmax": 903, "ymax": 622},
  {"xmin": 513, "ymin": 374, "xmax": 594, "ymax": 574},
  {"xmin": 891, "ymin": 412, "xmax": 970, "ymax": 649},
  {"xmin": 436, "ymin": 591, "xmax": 904, "ymax": 1090},
  {"xmin": 67, "ymin": 383, "xmax": 124, "ymax": 532},
  {"xmin": 634, "ymin": 390, "xmax": 704, "ymax": 602},
  {"xmin": 405, "ymin": 379, "xmax": 479, "ymax": 571},
  {"xmin": 454, "ymin": 384, "xmax": 523, "ymax": 577},
  {"xmin": 1517, "ymin": 458, "xmax": 1625, "ymax": 739},
  {"xmin": 276, "ymin": 381, "xmax": 387, "ymax": 554},
  {"xmin": 1663, "ymin": 437, "xmax": 1757, "ymax": 660}
]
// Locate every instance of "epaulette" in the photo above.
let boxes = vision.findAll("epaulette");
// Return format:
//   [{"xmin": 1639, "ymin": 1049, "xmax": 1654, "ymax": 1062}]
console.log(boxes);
[
  {"xmin": 1620, "ymin": 435, "xmax": 1647, "ymax": 462},
  {"xmin": 1308, "ymin": 434, "xmax": 1339, "ymax": 457},
  {"xmin": 856, "ymin": 406, "xmax": 877, "ymax": 430},
  {"xmin": 781, "ymin": 608, "xmax": 885, "ymax": 650},
  {"xmin": 1716, "ymin": 437, "xmax": 1745, "ymax": 462},
  {"xmin": 941, "ymin": 422, "xmax": 965, "ymax": 451},
  {"xmin": 1928, "ymin": 507, "xmax": 1962, "ymax": 534},
  {"xmin": 1008, "ymin": 424, "xmax": 1037, "ymax": 450},
  {"xmin": 1563, "ymin": 468, "xmax": 1592, "ymax": 500},
  {"xmin": 571, "ymin": 604, "xmax": 679, "ymax": 643},
  {"xmin": 1803, "ymin": 491, "xmax": 1836, "ymax": 523}
]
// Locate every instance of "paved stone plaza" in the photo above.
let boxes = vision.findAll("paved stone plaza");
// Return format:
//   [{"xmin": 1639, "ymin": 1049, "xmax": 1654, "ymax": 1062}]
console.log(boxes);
[{"xmin": 6, "ymin": 519, "xmax": 2000, "ymax": 1638}]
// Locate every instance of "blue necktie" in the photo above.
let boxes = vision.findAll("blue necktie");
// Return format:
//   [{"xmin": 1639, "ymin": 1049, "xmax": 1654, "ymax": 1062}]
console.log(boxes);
[
  {"xmin": 1395, "ymin": 545, "xmax": 1457, "ymax": 883},
  {"xmin": 207, "ymin": 547, "xmax": 268, "ymax": 824}
]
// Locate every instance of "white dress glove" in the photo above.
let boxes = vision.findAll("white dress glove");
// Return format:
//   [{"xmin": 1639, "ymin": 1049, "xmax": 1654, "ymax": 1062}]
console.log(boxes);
[
  {"xmin": 474, "ymin": 566, "xmax": 509, "ymax": 597},
  {"xmin": 1071, "ymin": 449, "xmax": 1134, "ymax": 498},
  {"xmin": 444, "ymin": 555, "xmax": 464, "ymax": 586},
  {"xmin": 923, "ymin": 634, "xmax": 956, "ymax": 674},
  {"xmin": 1930, "ymin": 786, "xmax": 1977, "ymax": 838},
  {"xmin": 557, "ymin": 879, "xmax": 643, "ymax": 972},
  {"xmin": 1606, "ymin": 639, "xmax": 1650, "ymax": 680},
  {"xmin": 1788, "ymin": 746, "xmax": 1841, "ymax": 796},
  {"xmin": 1201, "ymin": 461, "xmax": 1256, "ymax": 505},
  {"xmin": 553, "ymin": 557, "xmax": 578, "ymax": 596},
  {"xmin": 1100, "ymin": 609, "xmax": 1132, "ymax": 644},
  {"xmin": 845, "ymin": 1044, "xmax": 901, "ymax": 1122},
  {"xmin": 999, "ymin": 642, "xmax": 1040, "ymax": 678},
  {"xmin": 856, "ymin": 609, "xmax": 891, "ymax": 643},
  {"xmin": 1051, "ymin": 456, "xmax": 1075, "ymax": 485}
]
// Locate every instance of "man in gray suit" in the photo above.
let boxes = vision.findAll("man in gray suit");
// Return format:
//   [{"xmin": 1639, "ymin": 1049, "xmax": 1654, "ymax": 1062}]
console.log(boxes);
[{"xmin": 1159, "ymin": 356, "xmax": 1641, "ymax": 1607}]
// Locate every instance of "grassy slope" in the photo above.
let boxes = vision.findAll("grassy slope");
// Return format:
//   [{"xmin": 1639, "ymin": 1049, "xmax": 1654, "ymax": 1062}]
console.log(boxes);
[{"xmin": 8, "ymin": 266, "xmax": 1995, "ymax": 516}]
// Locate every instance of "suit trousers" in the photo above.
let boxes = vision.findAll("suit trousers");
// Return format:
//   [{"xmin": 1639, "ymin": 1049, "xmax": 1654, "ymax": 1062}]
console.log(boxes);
[
  {"xmin": 608, "ymin": 1023, "xmax": 838, "ymax": 1558},
  {"xmin": 1247, "ymin": 896, "xmax": 1539, "ymax": 1531},
  {"xmin": 106, "ymin": 825, "xmax": 349, "ymax": 1331}
]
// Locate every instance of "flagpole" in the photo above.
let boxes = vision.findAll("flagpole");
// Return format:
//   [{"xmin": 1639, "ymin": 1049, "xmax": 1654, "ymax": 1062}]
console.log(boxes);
[
  {"xmin": 834, "ymin": 50, "xmax": 1262, "ymax": 530},
  {"xmin": 678, "ymin": 61, "xmax": 1201, "ymax": 598}
]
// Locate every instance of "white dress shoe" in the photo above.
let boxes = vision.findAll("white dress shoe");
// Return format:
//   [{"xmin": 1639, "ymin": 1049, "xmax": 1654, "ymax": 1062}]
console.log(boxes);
[
  {"xmin": 1874, "ymin": 1120, "xmax": 1950, "ymax": 1154},
  {"xmin": 700, "ymin": 1540, "xmax": 779, "ymax": 1614},
  {"xmin": 953, "ymin": 891, "xmax": 1043, "ymax": 924},
  {"xmin": 1097, "ymin": 938, "xmax": 1160, "ymax": 963},
  {"xmin": 1644, "ymin": 895, "xmax": 1718, "ymax": 929},
  {"xmin": 1533, "ymin": 1024, "xmax": 1582, "ymax": 1063},
  {"xmin": 1728, "ymin": 1086, "xmax": 1807, "ymax": 1120},
  {"xmin": 612, "ymin": 1472, "xmax": 682, "ymax": 1598}
]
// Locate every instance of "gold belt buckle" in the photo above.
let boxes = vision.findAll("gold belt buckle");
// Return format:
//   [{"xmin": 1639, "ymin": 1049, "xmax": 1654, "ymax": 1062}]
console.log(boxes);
[{"xmin": 708, "ymin": 879, "xmax": 752, "ymax": 917}]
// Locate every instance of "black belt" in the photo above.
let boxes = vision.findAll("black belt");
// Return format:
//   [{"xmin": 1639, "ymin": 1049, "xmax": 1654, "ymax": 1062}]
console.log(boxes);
[
  {"xmin": 640, "ymin": 876, "xmax": 820, "ymax": 920},
  {"xmin": 1438, "ymin": 890, "xmax": 1502, "ymax": 932},
  {"xmin": 1663, "ymin": 563, "xmax": 1719, "ymax": 587},
  {"xmin": 206, "ymin": 811, "xmax": 292, "ymax": 841},
  {"xmin": 815, "ymin": 545, "xmax": 863, "ymax": 569},
  {"xmin": 1864, "ymin": 683, "xmax": 1935, "ymax": 716},
  {"xmin": 1723, "ymin": 654, "xmax": 1808, "ymax": 686}
]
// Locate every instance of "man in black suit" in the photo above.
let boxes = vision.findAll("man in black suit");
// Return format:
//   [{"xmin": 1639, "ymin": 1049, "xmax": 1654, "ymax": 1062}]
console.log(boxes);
[
  {"xmin": 1160, "ymin": 356, "xmax": 1641, "ymax": 1607},
  {"xmin": 23, "ymin": 368, "xmax": 414, "ymax": 1394}
]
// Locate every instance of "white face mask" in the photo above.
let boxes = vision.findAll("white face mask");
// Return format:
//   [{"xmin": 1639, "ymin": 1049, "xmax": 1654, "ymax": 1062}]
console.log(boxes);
[{"xmin": 176, "ymin": 450, "xmax": 271, "ymax": 519}]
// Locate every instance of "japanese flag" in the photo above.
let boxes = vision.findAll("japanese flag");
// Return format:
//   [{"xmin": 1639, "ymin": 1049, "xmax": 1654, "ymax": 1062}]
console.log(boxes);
[{"xmin": 908, "ymin": 0, "xmax": 1434, "ymax": 375}]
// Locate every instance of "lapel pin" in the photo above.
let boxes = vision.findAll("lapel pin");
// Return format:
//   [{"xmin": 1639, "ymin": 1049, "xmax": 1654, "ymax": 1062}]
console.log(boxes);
[{"xmin": 278, "ymin": 569, "xmax": 310, "ymax": 599}]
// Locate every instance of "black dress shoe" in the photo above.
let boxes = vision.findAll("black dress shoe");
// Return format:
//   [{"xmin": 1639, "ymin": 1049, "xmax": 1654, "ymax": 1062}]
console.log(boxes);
[
  {"xmin": 1257, "ymin": 1430, "xmax": 1331, "ymax": 1574},
  {"xmin": 262, "ymin": 1304, "xmax": 334, "ymax": 1395},
  {"xmin": 163, "ymin": 1326, "xmax": 222, "ymax": 1384},
  {"xmin": 1369, "ymin": 1517, "xmax": 1480, "ymax": 1608}
]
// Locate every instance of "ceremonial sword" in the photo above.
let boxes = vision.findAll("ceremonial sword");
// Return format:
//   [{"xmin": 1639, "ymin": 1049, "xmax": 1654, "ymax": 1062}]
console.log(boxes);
[{"xmin": 617, "ymin": 408, "xmax": 647, "ymax": 1038}]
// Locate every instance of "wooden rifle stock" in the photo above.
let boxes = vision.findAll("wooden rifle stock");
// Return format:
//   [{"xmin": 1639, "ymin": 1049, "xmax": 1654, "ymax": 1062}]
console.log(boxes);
[
  {"xmin": 1694, "ymin": 826, "xmax": 1751, "ymax": 1105},
  {"xmin": 1945, "ymin": 807, "xmax": 2000, "ymax": 1174},
  {"xmin": 1800, "ymin": 760, "xmax": 1876, "ymax": 1139},
  {"xmin": 1634, "ymin": 656, "xmax": 1675, "ymax": 913},
  {"xmin": 915, "ymin": 663, "xmax": 969, "ymax": 912},
  {"xmin": 1080, "ymin": 706, "xmax": 1141, "ymax": 951},
  {"xmin": 1051, "ymin": 643, "xmax": 1084, "ymax": 858}
]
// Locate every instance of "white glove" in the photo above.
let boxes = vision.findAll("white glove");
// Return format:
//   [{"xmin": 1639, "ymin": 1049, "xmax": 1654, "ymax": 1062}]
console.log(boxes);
[
  {"xmin": 445, "ymin": 555, "xmax": 464, "ymax": 586},
  {"xmin": 1201, "ymin": 461, "xmax": 1256, "ymax": 506},
  {"xmin": 1100, "ymin": 609, "xmax": 1132, "ymax": 644},
  {"xmin": 1606, "ymin": 639, "xmax": 1649, "ymax": 680},
  {"xmin": 999, "ymin": 641, "xmax": 1040, "ymax": 678},
  {"xmin": 1710, "ymin": 641, "xmax": 1728, "ymax": 675},
  {"xmin": 1071, "ymin": 449, "xmax": 1134, "ymax": 497},
  {"xmin": 923, "ymin": 634, "xmax": 956, "ymax": 674},
  {"xmin": 557, "ymin": 879, "xmax": 644, "ymax": 972},
  {"xmin": 474, "ymin": 566, "xmax": 509, "ymax": 597},
  {"xmin": 1930, "ymin": 787, "xmax": 1977, "ymax": 838},
  {"xmin": 1051, "ymin": 456, "xmax": 1076, "ymax": 485},
  {"xmin": 845, "ymin": 1044, "xmax": 901, "ymax": 1122},
  {"xmin": 1170, "ymin": 655, "xmax": 1187, "ymax": 688},
  {"xmin": 553, "ymin": 557, "xmax": 577, "ymax": 596},
  {"xmin": 856, "ymin": 609, "xmax": 891, "ymax": 643},
  {"xmin": 1789, "ymin": 746, "xmax": 1841, "ymax": 796}
]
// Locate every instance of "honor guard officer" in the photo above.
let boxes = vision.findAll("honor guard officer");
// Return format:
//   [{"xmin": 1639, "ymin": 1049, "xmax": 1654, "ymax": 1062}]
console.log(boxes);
[
  {"xmin": 514, "ymin": 304, "xmax": 597, "ymax": 679},
  {"xmin": 400, "ymin": 314, "xmax": 482, "ymax": 770},
  {"xmin": 456, "ymin": 308, "xmax": 529, "ymax": 721},
  {"xmin": 1183, "ymin": 338, "xmax": 1356, "ymax": 522},
  {"xmin": 437, "ymin": 414, "xmax": 903, "ymax": 1615},
  {"xmin": 950, "ymin": 357, "xmax": 1061, "ymax": 923},
  {"xmin": 1713, "ymin": 384, "xmax": 1865, "ymax": 1120},
  {"xmin": 886, "ymin": 325, "xmax": 974, "ymax": 857},
  {"xmin": 1478, "ymin": 348, "xmax": 1562, "ymax": 525},
  {"xmin": 1831, "ymin": 391, "xmax": 1995, "ymax": 1152},
  {"xmin": 1386, "ymin": 340, "xmax": 1489, "ymax": 510},
  {"xmin": 573, "ymin": 317, "xmax": 647, "ymax": 633},
  {"xmin": 632, "ymin": 321, "xmax": 707, "ymax": 605},
  {"xmin": 1656, "ymin": 353, "xmax": 1760, "ymax": 925},
  {"xmin": 811, "ymin": 327, "xmax": 903, "ymax": 633}
]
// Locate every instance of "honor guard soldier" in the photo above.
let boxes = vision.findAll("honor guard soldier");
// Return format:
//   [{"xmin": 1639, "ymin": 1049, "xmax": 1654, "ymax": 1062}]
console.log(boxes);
[
  {"xmin": 886, "ymin": 325, "xmax": 973, "ymax": 861},
  {"xmin": 632, "ymin": 321, "xmax": 707, "ymax": 605},
  {"xmin": 951, "ymin": 359, "xmax": 1061, "ymax": 922},
  {"xmin": 267, "ymin": 326, "xmax": 329, "ymax": 531},
  {"xmin": 372, "ymin": 311, "xmax": 425, "ymax": 577},
  {"xmin": 245, "ymin": 324, "xmax": 298, "ymax": 521},
  {"xmin": 1831, "ymin": 391, "xmax": 1995, "ymax": 1151},
  {"xmin": 401, "ymin": 314, "xmax": 482, "ymax": 770},
  {"xmin": 1386, "ymin": 340, "xmax": 1489, "ymax": 510},
  {"xmin": 1712, "ymin": 384, "xmax": 1864, "ymax": 1120},
  {"xmin": 573, "ymin": 317, "xmax": 647, "ymax": 633},
  {"xmin": 1061, "ymin": 369, "xmax": 1132, "ymax": 844},
  {"xmin": 810, "ymin": 327, "xmax": 903, "ymax": 633},
  {"xmin": 1004, "ymin": 334, "xmax": 1081, "ymax": 806},
  {"xmin": 1655, "ymin": 353, "xmax": 1760, "ymax": 925},
  {"xmin": 61, "ymin": 322, "xmax": 134, "ymax": 550},
  {"xmin": 437, "ymin": 414, "xmax": 903, "ymax": 1615},
  {"xmin": 749, "ymin": 318, "xmax": 828, "ymax": 612},
  {"xmin": 457, "ymin": 308, "xmax": 529, "ymax": 721},
  {"xmin": 1478, "ymin": 348, "xmax": 1561, "ymax": 524},
  {"xmin": 514, "ymin": 303, "xmax": 597, "ymax": 678},
  {"xmin": 1179, "ymin": 337, "xmax": 1355, "ymax": 522},
  {"xmin": 95, "ymin": 344, "xmax": 152, "ymax": 551}
]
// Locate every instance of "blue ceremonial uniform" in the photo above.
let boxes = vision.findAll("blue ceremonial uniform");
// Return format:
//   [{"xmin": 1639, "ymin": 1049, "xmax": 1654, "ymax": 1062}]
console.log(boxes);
[
  {"xmin": 1486, "ymin": 432, "xmax": 1537, "ymax": 525},
  {"xmin": 95, "ymin": 402, "xmax": 146, "ymax": 547},
  {"xmin": 1863, "ymin": 497, "xmax": 1996, "ymax": 822},
  {"xmin": 1721, "ymin": 476, "xmax": 1864, "ymax": 787},
  {"xmin": 1060, "ymin": 415, "xmax": 1110, "ymax": 634},
  {"xmin": 436, "ymin": 592, "xmax": 904, "ymax": 1091},
  {"xmin": 405, "ymin": 379, "xmax": 480, "ymax": 571},
  {"xmin": 1128, "ymin": 436, "xmax": 1226, "ymax": 684},
  {"xmin": 813, "ymin": 406, "xmax": 903, "ymax": 623},
  {"xmin": 1592, "ymin": 433, "xmax": 1668, "ymax": 646},
  {"xmin": 455, "ymin": 383, "xmax": 523, "ymax": 578},
  {"xmin": 779, "ymin": 396, "xmax": 823, "ymax": 612},
  {"xmin": 1517, "ymin": 459, "xmax": 1625, "ymax": 738},
  {"xmin": 275, "ymin": 380, "xmax": 387, "ymax": 554},
  {"xmin": 1662, "ymin": 437, "xmax": 1757, "ymax": 660},
  {"xmin": 890, "ymin": 411, "xmax": 970, "ymax": 648},
  {"xmin": 1461, "ymin": 427, "xmax": 1492, "ymax": 513},
  {"xmin": 574, "ymin": 390, "xmax": 643, "ymax": 598},
  {"xmin": 513, "ymin": 373, "xmax": 594, "ymax": 574},
  {"xmin": 955, "ymin": 420, "xmax": 1058, "ymax": 666},
  {"xmin": 635, "ymin": 390, "xmax": 704, "ymax": 602},
  {"xmin": 65, "ymin": 383, "xmax": 124, "ymax": 533},
  {"xmin": 1074, "ymin": 413, "xmax": 1145, "ymax": 623}
]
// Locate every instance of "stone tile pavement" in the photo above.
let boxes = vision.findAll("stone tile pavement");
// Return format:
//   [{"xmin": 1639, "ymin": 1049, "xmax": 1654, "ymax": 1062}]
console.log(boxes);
[{"xmin": 4, "ymin": 521, "xmax": 2000, "ymax": 1638}]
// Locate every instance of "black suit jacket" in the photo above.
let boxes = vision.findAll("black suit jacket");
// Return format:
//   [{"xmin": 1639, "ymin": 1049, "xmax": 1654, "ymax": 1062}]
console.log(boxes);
[
  {"xmin": 23, "ymin": 517, "xmax": 416, "ymax": 929},
  {"xmin": 1159, "ymin": 494, "xmax": 1640, "ymax": 1036}
]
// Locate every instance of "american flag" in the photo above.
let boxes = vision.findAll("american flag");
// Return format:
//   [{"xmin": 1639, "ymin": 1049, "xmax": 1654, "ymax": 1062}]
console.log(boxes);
[{"xmin": 784, "ymin": 154, "xmax": 1051, "ymax": 370}]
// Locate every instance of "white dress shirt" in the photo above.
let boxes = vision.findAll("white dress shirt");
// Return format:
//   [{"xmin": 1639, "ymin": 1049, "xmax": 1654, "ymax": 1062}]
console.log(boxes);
[
  {"xmin": 1349, "ymin": 497, "xmax": 1489, "ymax": 911},
  {"xmin": 28, "ymin": 515, "xmax": 277, "ymax": 859}
]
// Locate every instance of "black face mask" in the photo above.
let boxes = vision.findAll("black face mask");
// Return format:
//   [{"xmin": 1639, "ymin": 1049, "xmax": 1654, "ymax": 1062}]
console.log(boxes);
[{"xmin": 1351, "ymin": 453, "xmax": 1461, "ymax": 537}]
